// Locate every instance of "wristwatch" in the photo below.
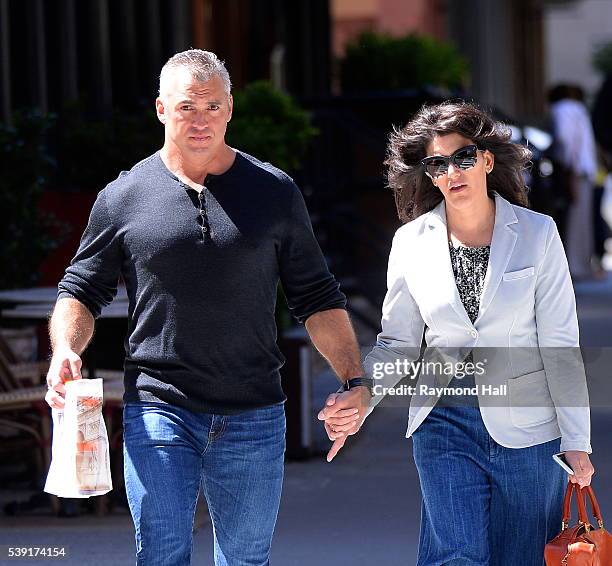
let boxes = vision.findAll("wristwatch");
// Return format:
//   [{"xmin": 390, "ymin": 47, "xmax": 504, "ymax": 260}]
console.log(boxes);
[{"xmin": 341, "ymin": 377, "xmax": 374, "ymax": 397}]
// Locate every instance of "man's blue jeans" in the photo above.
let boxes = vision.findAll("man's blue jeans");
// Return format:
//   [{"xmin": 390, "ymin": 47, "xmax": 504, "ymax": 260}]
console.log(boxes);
[
  {"xmin": 412, "ymin": 405, "xmax": 566, "ymax": 566},
  {"xmin": 122, "ymin": 401, "xmax": 286, "ymax": 566}
]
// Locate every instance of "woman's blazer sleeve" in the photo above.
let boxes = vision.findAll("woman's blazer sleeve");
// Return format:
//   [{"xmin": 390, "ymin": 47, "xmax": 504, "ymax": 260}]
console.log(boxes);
[
  {"xmin": 535, "ymin": 218, "xmax": 592, "ymax": 454},
  {"xmin": 363, "ymin": 232, "xmax": 425, "ymax": 413}
]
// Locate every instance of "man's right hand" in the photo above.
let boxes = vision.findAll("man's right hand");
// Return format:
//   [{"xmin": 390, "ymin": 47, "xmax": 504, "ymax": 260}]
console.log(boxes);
[{"xmin": 44, "ymin": 349, "xmax": 83, "ymax": 409}]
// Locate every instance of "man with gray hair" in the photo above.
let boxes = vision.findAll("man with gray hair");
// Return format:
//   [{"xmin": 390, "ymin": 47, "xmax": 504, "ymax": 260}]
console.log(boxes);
[{"xmin": 45, "ymin": 49, "xmax": 369, "ymax": 565}]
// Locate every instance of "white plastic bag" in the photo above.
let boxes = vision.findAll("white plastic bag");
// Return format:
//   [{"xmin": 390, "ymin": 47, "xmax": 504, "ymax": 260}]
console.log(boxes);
[{"xmin": 44, "ymin": 378, "xmax": 113, "ymax": 498}]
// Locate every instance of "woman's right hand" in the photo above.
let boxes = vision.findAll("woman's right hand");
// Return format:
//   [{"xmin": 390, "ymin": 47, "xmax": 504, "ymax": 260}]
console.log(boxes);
[
  {"xmin": 44, "ymin": 348, "xmax": 83, "ymax": 409},
  {"xmin": 565, "ymin": 451, "xmax": 595, "ymax": 487}
]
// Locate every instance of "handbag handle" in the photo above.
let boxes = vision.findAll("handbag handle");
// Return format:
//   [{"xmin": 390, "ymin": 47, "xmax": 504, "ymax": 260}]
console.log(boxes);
[
  {"xmin": 580, "ymin": 485, "xmax": 604, "ymax": 529},
  {"xmin": 561, "ymin": 482, "xmax": 604, "ymax": 530},
  {"xmin": 561, "ymin": 482, "xmax": 586, "ymax": 529}
]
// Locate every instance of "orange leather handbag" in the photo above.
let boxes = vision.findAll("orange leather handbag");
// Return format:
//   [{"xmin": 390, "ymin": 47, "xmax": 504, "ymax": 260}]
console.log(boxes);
[{"xmin": 545, "ymin": 482, "xmax": 611, "ymax": 565}]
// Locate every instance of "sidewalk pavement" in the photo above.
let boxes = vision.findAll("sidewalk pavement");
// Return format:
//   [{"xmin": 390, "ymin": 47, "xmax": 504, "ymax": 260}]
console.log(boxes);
[{"xmin": 1, "ymin": 273, "xmax": 611, "ymax": 566}]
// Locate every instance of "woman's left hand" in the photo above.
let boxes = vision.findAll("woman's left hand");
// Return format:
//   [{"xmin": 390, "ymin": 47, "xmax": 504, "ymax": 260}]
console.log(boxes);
[{"xmin": 564, "ymin": 451, "xmax": 595, "ymax": 487}]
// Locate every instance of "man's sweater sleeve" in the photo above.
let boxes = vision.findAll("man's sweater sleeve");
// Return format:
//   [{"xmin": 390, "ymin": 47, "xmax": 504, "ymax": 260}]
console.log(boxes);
[
  {"xmin": 278, "ymin": 184, "xmax": 346, "ymax": 324},
  {"xmin": 57, "ymin": 189, "xmax": 123, "ymax": 318}
]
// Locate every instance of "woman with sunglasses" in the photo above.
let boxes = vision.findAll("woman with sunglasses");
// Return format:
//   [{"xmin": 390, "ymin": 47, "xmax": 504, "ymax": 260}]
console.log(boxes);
[{"xmin": 319, "ymin": 101, "xmax": 594, "ymax": 565}]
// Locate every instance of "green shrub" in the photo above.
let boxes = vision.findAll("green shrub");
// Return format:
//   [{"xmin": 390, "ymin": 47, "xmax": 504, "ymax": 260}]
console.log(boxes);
[
  {"xmin": 0, "ymin": 111, "xmax": 65, "ymax": 288},
  {"xmin": 55, "ymin": 103, "xmax": 160, "ymax": 190},
  {"xmin": 227, "ymin": 81, "xmax": 318, "ymax": 173},
  {"xmin": 340, "ymin": 31, "xmax": 468, "ymax": 93}
]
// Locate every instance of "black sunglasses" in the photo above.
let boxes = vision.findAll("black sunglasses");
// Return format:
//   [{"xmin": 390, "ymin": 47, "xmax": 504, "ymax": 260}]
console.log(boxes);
[{"xmin": 421, "ymin": 144, "xmax": 483, "ymax": 179}]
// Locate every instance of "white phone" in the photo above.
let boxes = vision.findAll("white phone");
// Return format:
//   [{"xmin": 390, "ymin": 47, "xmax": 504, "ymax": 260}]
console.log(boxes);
[{"xmin": 553, "ymin": 452, "xmax": 575, "ymax": 475}]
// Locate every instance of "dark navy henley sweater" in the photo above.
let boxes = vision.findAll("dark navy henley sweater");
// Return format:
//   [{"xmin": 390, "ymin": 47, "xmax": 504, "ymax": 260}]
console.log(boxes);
[{"xmin": 57, "ymin": 150, "xmax": 346, "ymax": 413}]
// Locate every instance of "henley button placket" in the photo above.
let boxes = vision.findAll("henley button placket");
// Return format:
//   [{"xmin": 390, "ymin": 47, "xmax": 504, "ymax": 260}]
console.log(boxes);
[{"xmin": 198, "ymin": 188, "xmax": 212, "ymax": 243}]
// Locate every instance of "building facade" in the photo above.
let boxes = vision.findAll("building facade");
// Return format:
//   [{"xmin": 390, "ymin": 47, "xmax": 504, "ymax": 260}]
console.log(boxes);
[{"xmin": 0, "ymin": 0, "xmax": 332, "ymax": 124}]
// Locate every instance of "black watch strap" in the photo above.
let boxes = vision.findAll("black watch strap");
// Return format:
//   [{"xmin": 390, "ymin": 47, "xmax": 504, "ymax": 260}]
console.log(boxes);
[{"xmin": 343, "ymin": 377, "xmax": 374, "ymax": 396}]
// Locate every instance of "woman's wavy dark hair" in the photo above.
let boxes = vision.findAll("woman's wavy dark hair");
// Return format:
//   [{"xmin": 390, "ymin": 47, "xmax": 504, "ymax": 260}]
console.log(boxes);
[{"xmin": 385, "ymin": 100, "xmax": 531, "ymax": 223}]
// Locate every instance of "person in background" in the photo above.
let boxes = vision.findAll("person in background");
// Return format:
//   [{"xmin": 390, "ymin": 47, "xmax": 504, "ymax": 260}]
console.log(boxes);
[
  {"xmin": 592, "ymin": 147, "xmax": 611, "ymax": 276},
  {"xmin": 549, "ymin": 84, "xmax": 600, "ymax": 280},
  {"xmin": 592, "ymin": 75, "xmax": 612, "ymax": 274}
]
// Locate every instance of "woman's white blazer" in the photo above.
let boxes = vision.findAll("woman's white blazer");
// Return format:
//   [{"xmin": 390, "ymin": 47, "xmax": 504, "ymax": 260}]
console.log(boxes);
[{"xmin": 363, "ymin": 191, "xmax": 591, "ymax": 454}]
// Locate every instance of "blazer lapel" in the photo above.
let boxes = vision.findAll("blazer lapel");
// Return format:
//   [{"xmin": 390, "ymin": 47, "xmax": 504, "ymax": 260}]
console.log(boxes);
[
  {"xmin": 424, "ymin": 199, "xmax": 474, "ymax": 328},
  {"xmin": 422, "ymin": 192, "xmax": 518, "ymax": 329},
  {"xmin": 474, "ymin": 192, "xmax": 518, "ymax": 324}
]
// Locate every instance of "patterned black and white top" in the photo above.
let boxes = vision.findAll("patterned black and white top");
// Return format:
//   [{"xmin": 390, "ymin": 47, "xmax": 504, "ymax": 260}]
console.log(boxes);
[
  {"xmin": 448, "ymin": 241, "xmax": 490, "ymax": 324},
  {"xmin": 436, "ymin": 240, "xmax": 490, "ymax": 407}
]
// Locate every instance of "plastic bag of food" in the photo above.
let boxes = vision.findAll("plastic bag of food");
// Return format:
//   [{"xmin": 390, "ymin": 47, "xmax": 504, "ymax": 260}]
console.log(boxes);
[{"xmin": 44, "ymin": 378, "xmax": 112, "ymax": 498}]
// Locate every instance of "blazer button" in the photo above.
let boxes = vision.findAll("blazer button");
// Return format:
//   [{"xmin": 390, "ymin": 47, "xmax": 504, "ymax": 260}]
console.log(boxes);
[{"xmin": 470, "ymin": 330, "xmax": 478, "ymax": 338}]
